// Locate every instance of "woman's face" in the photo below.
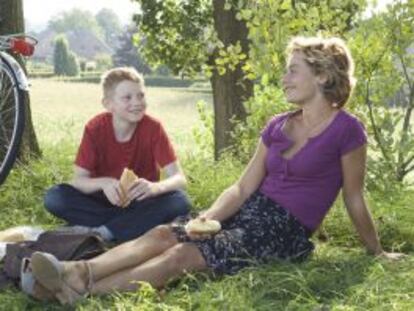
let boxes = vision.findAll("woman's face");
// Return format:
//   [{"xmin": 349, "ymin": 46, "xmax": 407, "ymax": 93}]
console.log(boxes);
[{"xmin": 282, "ymin": 51, "xmax": 324, "ymax": 105}]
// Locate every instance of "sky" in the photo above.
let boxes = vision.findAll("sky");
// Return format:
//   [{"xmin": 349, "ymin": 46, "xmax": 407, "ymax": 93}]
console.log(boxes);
[{"xmin": 23, "ymin": 0, "xmax": 141, "ymax": 31}]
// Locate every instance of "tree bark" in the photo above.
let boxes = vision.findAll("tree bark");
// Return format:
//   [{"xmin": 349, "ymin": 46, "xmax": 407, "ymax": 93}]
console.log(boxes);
[
  {"xmin": 0, "ymin": 0, "xmax": 41, "ymax": 160},
  {"xmin": 211, "ymin": 0, "xmax": 253, "ymax": 160}
]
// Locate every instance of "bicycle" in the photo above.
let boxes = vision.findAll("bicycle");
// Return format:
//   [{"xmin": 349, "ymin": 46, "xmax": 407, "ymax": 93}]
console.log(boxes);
[{"xmin": 0, "ymin": 34, "xmax": 37, "ymax": 185}]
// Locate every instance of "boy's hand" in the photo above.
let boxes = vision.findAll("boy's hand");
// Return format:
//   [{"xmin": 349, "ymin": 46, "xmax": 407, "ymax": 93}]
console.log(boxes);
[
  {"xmin": 101, "ymin": 178, "xmax": 123, "ymax": 205},
  {"xmin": 128, "ymin": 178, "xmax": 160, "ymax": 202}
]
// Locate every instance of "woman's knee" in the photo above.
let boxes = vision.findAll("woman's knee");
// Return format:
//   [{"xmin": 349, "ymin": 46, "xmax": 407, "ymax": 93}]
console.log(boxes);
[
  {"xmin": 142, "ymin": 225, "xmax": 177, "ymax": 246},
  {"xmin": 162, "ymin": 243, "xmax": 206, "ymax": 272}
]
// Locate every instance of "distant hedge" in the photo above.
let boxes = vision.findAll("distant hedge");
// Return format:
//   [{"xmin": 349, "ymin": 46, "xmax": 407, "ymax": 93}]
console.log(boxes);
[{"xmin": 29, "ymin": 73, "xmax": 207, "ymax": 88}]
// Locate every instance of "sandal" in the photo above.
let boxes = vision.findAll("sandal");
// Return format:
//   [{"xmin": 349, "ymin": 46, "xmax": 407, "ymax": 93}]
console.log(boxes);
[
  {"xmin": 20, "ymin": 258, "xmax": 55, "ymax": 301},
  {"xmin": 30, "ymin": 252, "xmax": 83, "ymax": 305}
]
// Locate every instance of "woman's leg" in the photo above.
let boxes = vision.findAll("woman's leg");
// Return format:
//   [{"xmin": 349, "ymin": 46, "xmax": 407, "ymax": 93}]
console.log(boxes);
[
  {"xmin": 34, "ymin": 225, "xmax": 179, "ymax": 296},
  {"xmin": 92, "ymin": 242, "xmax": 207, "ymax": 295}
]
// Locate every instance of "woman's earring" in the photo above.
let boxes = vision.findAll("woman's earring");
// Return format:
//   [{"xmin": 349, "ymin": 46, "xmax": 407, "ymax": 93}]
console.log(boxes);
[{"xmin": 332, "ymin": 102, "xmax": 339, "ymax": 108}]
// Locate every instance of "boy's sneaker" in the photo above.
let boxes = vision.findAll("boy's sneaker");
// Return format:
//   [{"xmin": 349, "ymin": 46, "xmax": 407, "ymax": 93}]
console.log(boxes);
[{"xmin": 56, "ymin": 225, "xmax": 114, "ymax": 242}]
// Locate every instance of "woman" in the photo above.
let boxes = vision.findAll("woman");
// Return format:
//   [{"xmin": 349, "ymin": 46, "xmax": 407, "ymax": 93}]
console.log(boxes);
[{"xmin": 24, "ymin": 36, "xmax": 403, "ymax": 305}]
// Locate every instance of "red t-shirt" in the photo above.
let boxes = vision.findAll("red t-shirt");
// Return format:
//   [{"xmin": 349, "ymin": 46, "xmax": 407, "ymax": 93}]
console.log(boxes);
[{"xmin": 75, "ymin": 112, "xmax": 177, "ymax": 181}]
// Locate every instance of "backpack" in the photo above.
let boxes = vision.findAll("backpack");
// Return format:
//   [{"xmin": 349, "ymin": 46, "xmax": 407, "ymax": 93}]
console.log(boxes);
[{"xmin": 0, "ymin": 230, "xmax": 106, "ymax": 289}]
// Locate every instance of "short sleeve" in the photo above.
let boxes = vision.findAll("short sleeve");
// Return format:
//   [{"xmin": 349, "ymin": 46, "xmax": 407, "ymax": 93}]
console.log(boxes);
[
  {"xmin": 261, "ymin": 114, "xmax": 287, "ymax": 147},
  {"xmin": 75, "ymin": 126, "xmax": 97, "ymax": 174},
  {"xmin": 339, "ymin": 117, "xmax": 367, "ymax": 156},
  {"xmin": 153, "ymin": 123, "xmax": 177, "ymax": 167}
]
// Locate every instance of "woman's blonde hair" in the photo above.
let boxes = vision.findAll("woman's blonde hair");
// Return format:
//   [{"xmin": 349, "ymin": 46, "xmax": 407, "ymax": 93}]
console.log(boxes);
[
  {"xmin": 286, "ymin": 36, "xmax": 356, "ymax": 107},
  {"xmin": 101, "ymin": 67, "xmax": 145, "ymax": 99}
]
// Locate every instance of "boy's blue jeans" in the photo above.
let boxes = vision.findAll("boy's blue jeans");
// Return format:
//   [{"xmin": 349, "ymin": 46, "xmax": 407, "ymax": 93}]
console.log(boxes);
[{"xmin": 44, "ymin": 184, "xmax": 191, "ymax": 242}]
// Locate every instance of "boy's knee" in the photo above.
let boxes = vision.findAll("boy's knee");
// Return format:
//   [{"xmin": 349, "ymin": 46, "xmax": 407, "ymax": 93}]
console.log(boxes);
[
  {"xmin": 169, "ymin": 191, "xmax": 191, "ymax": 214},
  {"xmin": 43, "ymin": 184, "xmax": 72, "ymax": 216}
]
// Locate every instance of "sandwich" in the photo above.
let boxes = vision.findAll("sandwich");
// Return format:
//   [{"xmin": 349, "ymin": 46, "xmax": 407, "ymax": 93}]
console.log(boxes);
[
  {"xmin": 119, "ymin": 168, "xmax": 139, "ymax": 208},
  {"xmin": 185, "ymin": 218, "xmax": 221, "ymax": 234}
]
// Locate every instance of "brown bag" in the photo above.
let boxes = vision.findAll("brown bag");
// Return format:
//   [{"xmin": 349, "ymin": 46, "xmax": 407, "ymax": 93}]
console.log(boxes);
[{"xmin": 0, "ymin": 230, "xmax": 107, "ymax": 289}]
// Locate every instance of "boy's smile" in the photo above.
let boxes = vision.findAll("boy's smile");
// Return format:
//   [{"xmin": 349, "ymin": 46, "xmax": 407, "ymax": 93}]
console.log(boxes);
[{"xmin": 106, "ymin": 80, "xmax": 147, "ymax": 123}]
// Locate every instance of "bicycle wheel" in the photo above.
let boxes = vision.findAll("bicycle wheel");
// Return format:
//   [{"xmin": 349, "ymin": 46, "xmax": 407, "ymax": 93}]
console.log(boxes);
[{"xmin": 0, "ymin": 56, "xmax": 25, "ymax": 185}]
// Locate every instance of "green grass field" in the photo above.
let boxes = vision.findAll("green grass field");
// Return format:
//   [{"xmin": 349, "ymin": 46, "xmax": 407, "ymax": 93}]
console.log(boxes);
[{"xmin": 0, "ymin": 80, "xmax": 413, "ymax": 310}]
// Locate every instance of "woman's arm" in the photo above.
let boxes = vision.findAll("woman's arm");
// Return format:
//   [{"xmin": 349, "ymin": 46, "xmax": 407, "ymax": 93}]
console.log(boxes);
[
  {"xmin": 342, "ymin": 145, "xmax": 404, "ymax": 259},
  {"xmin": 342, "ymin": 145, "xmax": 383, "ymax": 255},
  {"xmin": 201, "ymin": 139, "xmax": 268, "ymax": 222}
]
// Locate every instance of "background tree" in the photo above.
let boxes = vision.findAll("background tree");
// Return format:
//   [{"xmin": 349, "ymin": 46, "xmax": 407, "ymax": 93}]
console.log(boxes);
[
  {"xmin": 48, "ymin": 8, "xmax": 103, "ymax": 39},
  {"xmin": 112, "ymin": 25, "xmax": 151, "ymax": 74},
  {"xmin": 0, "ymin": 0, "xmax": 40, "ymax": 158},
  {"xmin": 52, "ymin": 35, "xmax": 79, "ymax": 76},
  {"xmin": 349, "ymin": 0, "xmax": 414, "ymax": 189},
  {"xmin": 53, "ymin": 35, "xmax": 69, "ymax": 75},
  {"xmin": 133, "ymin": 0, "xmax": 252, "ymax": 159},
  {"xmin": 95, "ymin": 8, "xmax": 122, "ymax": 48}
]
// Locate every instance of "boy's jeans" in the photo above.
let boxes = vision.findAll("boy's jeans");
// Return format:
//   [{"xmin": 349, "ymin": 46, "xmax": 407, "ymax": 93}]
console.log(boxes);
[{"xmin": 44, "ymin": 184, "xmax": 191, "ymax": 242}]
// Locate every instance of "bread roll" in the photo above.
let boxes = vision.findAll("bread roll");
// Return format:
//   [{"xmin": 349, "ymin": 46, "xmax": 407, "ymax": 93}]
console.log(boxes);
[
  {"xmin": 119, "ymin": 168, "xmax": 139, "ymax": 207},
  {"xmin": 185, "ymin": 218, "xmax": 221, "ymax": 234}
]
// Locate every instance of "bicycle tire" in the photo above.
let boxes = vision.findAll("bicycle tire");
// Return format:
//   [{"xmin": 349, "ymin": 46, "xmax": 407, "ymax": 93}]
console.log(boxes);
[{"xmin": 0, "ymin": 55, "xmax": 25, "ymax": 185}]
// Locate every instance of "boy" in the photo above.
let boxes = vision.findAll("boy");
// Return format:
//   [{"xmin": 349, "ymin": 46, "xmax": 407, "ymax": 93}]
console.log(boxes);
[{"xmin": 44, "ymin": 67, "xmax": 190, "ymax": 242}]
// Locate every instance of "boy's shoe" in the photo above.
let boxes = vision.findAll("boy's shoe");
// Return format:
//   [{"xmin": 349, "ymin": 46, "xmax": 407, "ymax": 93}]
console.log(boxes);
[
  {"xmin": 56, "ymin": 225, "xmax": 94, "ymax": 235},
  {"xmin": 56, "ymin": 225, "xmax": 114, "ymax": 242}
]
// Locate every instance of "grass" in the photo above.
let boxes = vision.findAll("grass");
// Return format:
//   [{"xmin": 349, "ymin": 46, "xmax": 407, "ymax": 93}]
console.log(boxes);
[{"xmin": 0, "ymin": 79, "xmax": 413, "ymax": 310}]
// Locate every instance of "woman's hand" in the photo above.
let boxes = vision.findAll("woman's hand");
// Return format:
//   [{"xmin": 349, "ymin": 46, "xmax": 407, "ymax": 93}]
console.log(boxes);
[
  {"xmin": 185, "ymin": 216, "xmax": 220, "ymax": 240},
  {"xmin": 128, "ymin": 178, "xmax": 160, "ymax": 202}
]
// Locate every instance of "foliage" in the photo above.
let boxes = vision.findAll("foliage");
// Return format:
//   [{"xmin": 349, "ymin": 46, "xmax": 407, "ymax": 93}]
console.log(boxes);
[
  {"xmin": 220, "ymin": 0, "xmax": 365, "ymax": 160},
  {"xmin": 95, "ymin": 8, "xmax": 122, "ymax": 47},
  {"xmin": 52, "ymin": 35, "xmax": 69, "ymax": 76},
  {"xmin": 48, "ymin": 8, "xmax": 103, "ymax": 39},
  {"xmin": 232, "ymin": 85, "xmax": 290, "ymax": 160},
  {"xmin": 94, "ymin": 53, "xmax": 113, "ymax": 71},
  {"xmin": 133, "ymin": 0, "xmax": 212, "ymax": 76},
  {"xmin": 52, "ymin": 35, "xmax": 79, "ymax": 77},
  {"xmin": 65, "ymin": 52, "xmax": 80, "ymax": 77},
  {"xmin": 112, "ymin": 25, "xmax": 152, "ymax": 74},
  {"xmin": 348, "ymin": 0, "xmax": 414, "ymax": 188}
]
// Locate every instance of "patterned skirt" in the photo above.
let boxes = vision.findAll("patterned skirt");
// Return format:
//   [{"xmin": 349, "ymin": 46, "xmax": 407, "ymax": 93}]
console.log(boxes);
[{"xmin": 172, "ymin": 191, "xmax": 314, "ymax": 275}]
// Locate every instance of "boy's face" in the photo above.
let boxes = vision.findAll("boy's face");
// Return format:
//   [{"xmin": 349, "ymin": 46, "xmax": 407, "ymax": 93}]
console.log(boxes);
[{"xmin": 105, "ymin": 80, "xmax": 147, "ymax": 123}]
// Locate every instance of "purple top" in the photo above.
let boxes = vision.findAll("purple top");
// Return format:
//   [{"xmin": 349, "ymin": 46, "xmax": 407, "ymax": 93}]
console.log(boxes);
[{"xmin": 259, "ymin": 109, "xmax": 367, "ymax": 232}]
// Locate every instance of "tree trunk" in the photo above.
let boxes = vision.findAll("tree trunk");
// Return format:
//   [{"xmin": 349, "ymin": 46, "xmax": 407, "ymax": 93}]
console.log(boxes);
[
  {"xmin": 0, "ymin": 0, "xmax": 41, "ymax": 160},
  {"xmin": 211, "ymin": 0, "xmax": 253, "ymax": 160}
]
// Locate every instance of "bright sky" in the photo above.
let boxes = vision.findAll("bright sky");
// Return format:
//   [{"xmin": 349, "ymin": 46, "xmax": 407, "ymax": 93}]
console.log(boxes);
[{"xmin": 24, "ymin": 0, "xmax": 141, "ymax": 31}]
